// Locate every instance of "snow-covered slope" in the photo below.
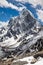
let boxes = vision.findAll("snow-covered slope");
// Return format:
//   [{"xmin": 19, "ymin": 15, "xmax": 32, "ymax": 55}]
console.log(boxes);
[
  {"xmin": 17, "ymin": 56, "xmax": 43, "ymax": 65},
  {"xmin": 0, "ymin": 22, "xmax": 8, "ymax": 42}
]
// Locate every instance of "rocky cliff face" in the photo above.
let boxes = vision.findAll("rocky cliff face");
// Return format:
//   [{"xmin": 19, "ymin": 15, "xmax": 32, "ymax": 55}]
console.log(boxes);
[{"xmin": 7, "ymin": 9, "xmax": 36, "ymax": 39}]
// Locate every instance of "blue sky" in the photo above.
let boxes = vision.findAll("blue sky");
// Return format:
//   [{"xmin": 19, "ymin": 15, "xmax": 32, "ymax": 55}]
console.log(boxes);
[
  {"xmin": 0, "ymin": 0, "xmax": 43, "ymax": 24},
  {"xmin": 0, "ymin": 7, "xmax": 19, "ymax": 21}
]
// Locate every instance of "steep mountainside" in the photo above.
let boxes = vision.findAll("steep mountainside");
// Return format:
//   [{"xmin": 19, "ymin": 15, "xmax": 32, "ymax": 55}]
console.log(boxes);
[{"xmin": 0, "ymin": 9, "xmax": 43, "ymax": 59}]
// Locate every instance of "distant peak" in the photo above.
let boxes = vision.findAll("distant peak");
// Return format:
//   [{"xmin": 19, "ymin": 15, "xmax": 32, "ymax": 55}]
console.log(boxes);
[
  {"xmin": 20, "ymin": 8, "xmax": 34, "ymax": 18},
  {"xmin": 21, "ymin": 8, "xmax": 29, "ymax": 16}
]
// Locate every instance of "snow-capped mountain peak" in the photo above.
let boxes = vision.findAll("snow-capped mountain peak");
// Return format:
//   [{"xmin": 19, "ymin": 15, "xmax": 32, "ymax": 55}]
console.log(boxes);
[{"xmin": 0, "ymin": 9, "xmax": 43, "ymax": 52}]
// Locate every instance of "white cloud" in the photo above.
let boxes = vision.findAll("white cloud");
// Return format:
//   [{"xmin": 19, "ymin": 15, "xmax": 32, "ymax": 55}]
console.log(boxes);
[
  {"xmin": 28, "ymin": 0, "xmax": 43, "ymax": 22},
  {"xmin": 16, "ymin": 0, "xmax": 43, "ymax": 8},
  {"xmin": 0, "ymin": 21, "xmax": 8, "ymax": 28},
  {"xmin": 0, "ymin": 0, "xmax": 25, "ymax": 11},
  {"xmin": 37, "ymin": 10, "xmax": 43, "ymax": 22},
  {"xmin": 29, "ymin": 0, "xmax": 43, "ymax": 7}
]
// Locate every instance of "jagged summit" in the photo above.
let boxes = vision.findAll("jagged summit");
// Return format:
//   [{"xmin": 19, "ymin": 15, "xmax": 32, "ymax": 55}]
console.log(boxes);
[
  {"xmin": 8, "ymin": 8, "xmax": 35, "ymax": 25},
  {"xmin": 20, "ymin": 8, "xmax": 34, "ymax": 18},
  {"xmin": 7, "ymin": 9, "xmax": 37, "ymax": 39},
  {"xmin": 21, "ymin": 8, "xmax": 30, "ymax": 16}
]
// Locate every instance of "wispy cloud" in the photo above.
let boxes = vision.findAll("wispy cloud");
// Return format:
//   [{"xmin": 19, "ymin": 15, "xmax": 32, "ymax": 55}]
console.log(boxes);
[
  {"xmin": 37, "ymin": 10, "xmax": 43, "ymax": 22},
  {"xmin": 0, "ymin": 0, "xmax": 25, "ymax": 11},
  {"xmin": 16, "ymin": 0, "xmax": 43, "ymax": 7},
  {"xmin": 0, "ymin": 21, "xmax": 8, "ymax": 27}
]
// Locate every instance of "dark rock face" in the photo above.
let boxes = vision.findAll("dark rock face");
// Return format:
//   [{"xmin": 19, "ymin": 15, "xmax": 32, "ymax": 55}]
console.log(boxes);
[
  {"xmin": 0, "ymin": 27, "xmax": 5, "ymax": 34},
  {"xmin": 7, "ymin": 9, "xmax": 36, "ymax": 38},
  {"xmin": 30, "ymin": 38, "xmax": 43, "ymax": 51}
]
